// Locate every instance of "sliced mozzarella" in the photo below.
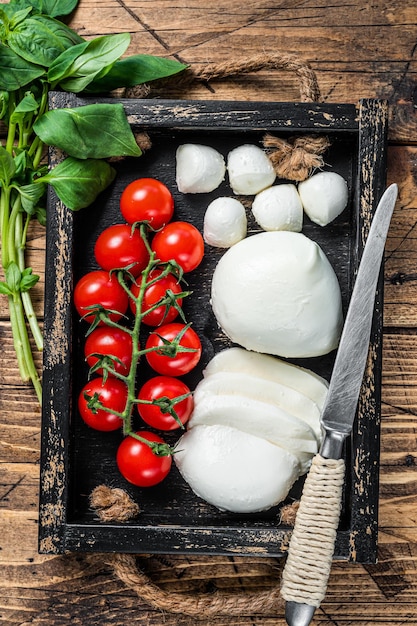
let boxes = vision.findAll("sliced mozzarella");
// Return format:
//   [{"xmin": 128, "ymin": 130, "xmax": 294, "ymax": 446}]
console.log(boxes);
[
  {"xmin": 176, "ymin": 144, "xmax": 226, "ymax": 193},
  {"xmin": 227, "ymin": 144, "xmax": 276, "ymax": 195},
  {"xmin": 298, "ymin": 171, "xmax": 348, "ymax": 226},
  {"xmin": 203, "ymin": 347, "xmax": 328, "ymax": 409},
  {"xmin": 211, "ymin": 231, "xmax": 343, "ymax": 358},
  {"xmin": 251, "ymin": 184, "xmax": 303, "ymax": 232},
  {"xmin": 203, "ymin": 197, "xmax": 247, "ymax": 247},
  {"xmin": 189, "ymin": 393, "xmax": 318, "ymax": 473},
  {"xmin": 174, "ymin": 424, "xmax": 300, "ymax": 513},
  {"xmin": 193, "ymin": 371, "xmax": 322, "ymax": 440}
]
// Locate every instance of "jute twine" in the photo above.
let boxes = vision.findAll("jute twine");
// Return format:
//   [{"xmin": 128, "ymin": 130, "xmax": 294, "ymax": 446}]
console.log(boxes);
[
  {"xmin": 128, "ymin": 51, "xmax": 330, "ymax": 181},
  {"xmin": 91, "ymin": 53, "xmax": 332, "ymax": 618}
]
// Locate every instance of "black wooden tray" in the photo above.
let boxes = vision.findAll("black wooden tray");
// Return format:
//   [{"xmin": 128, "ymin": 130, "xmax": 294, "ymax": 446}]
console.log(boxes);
[{"xmin": 39, "ymin": 95, "xmax": 388, "ymax": 562}]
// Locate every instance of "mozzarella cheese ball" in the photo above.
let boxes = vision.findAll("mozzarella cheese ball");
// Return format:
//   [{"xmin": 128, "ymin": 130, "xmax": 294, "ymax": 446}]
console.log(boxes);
[
  {"xmin": 227, "ymin": 144, "xmax": 276, "ymax": 195},
  {"xmin": 176, "ymin": 144, "xmax": 226, "ymax": 193},
  {"xmin": 211, "ymin": 231, "xmax": 343, "ymax": 358},
  {"xmin": 251, "ymin": 184, "xmax": 303, "ymax": 232},
  {"xmin": 298, "ymin": 171, "xmax": 348, "ymax": 226},
  {"xmin": 203, "ymin": 197, "xmax": 247, "ymax": 247}
]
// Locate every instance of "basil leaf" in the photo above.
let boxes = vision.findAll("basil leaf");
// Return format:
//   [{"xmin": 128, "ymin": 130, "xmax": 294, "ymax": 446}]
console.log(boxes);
[
  {"xmin": 15, "ymin": 0, "xmax": 80, "ymax": 17},
  {"xmin": 20, "ymin": 266, "xmax": 39, "ymax": 291},
  {"xmin": 5, "ymin": 261, "xmax": 21, "ymax": 293},
  {"xmin": 0, "ymin": 145, "xmax": 17, "ymax": 186},
  {"xmin": 0, "ymin": 90, "xmax": 9, "ymax": 119},
  {"xmin": 34, "ymin": 102, "xmax": 142, "ymax": 158},
  {"xmin": 16, "ymin": 181, "xmax": 46, "ymax": 213},
  {"xmin": 86, "ymin": 54, "xmax": 188, "ymax": 92},
  {"xmin": 10, "ymin": 90, "xmax": 39, "ymax": 124},
  {"xmin": 48, "ymin": 33, "xmax": 131, "ymax": 92},
  {"xmin": 41, "ymin": 156, "xmax": 116, "ymax": 210},
  {"xmin": 7, "ymin": 14, "xmax": 84, "ymax": 67},
  {"xmin": 0, "ymin": 43, "xmax": 46, "ymax": 90}
]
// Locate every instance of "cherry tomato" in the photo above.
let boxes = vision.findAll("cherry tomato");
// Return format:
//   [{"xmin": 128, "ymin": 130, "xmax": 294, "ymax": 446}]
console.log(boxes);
[
  {"xmin": 151, "ymin": 221, "xmax": 204, "ymax": 273},
  {"xmin": 78, "ymin": 376, "xmax": 127, "ymax": 431},
  {"xmin": 74, "ymin": 270, "xmax": 129, "ymax": 323},
  {"xmin": 84, "ymin": 326, "xmax": 133, "ymax": 376},
  {"xmin": 137, "ymin": 376, "xmax": 193, "ymax": 430},
  {"xmin": 120, "ymin": 178, "xmax": 174, "ymax": 229},
  {"xmin": 94, "ymin": 224, "xmax": 149, "ymax": 277},
  {"xmin": 116, "ymin": 431, "xmax": 172, "ymax": 487},
  {"xmin": 145, "ymin": 322, "xmax": 202, "ymax": 376},
  {"xmin": 130, "ymin": 269, "xmax": 183, "ymax": 326}
]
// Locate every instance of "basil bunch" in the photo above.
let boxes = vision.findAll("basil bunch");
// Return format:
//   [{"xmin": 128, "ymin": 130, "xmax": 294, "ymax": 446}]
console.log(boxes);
[{"xmin": 0, "ymin": 0, "xmax": 187, "ymax": 402}]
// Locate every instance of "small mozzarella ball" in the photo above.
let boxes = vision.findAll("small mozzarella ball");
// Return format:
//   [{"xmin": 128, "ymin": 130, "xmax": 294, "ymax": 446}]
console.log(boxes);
[
  {"xmin": 211, "ymin": 231, "xmax": 343, "ymax": 358},
  {"xmin": 174, "ymin": 424, "xmax": 300, "ymax": 513},
  {"xmin": 252, "ymin": 184, "xmax": 303, "ymax": 232},
  {"xmin": 176, "ymin": 144, "xmax": 226, "ymax": 193},
  {"xmin": 298, "ymin": 171, "xmax": 348, "ymax": 226},
  {"xmin": 227, "ymin": 144, "xmax": 276, "ymax": 195},
  {"xmin": 203, "ymin": 197, "xmax": 247, "ymax": 248}
]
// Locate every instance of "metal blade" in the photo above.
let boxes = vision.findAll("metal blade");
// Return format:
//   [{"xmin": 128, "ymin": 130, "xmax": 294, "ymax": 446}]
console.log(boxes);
[{"xmin": 320, "ymin": 183, "xmax": 398, "ymax": 436}]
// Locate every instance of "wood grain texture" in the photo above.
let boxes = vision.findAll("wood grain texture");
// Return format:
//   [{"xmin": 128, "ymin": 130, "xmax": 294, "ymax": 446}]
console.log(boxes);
[{"xmin": 1, "ymin": 0, "xmax": 417, "ymax": 624}]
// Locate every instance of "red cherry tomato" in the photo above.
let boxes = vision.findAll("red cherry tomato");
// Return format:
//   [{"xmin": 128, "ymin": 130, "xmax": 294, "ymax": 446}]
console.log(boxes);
[
  {"xmin": 84, "ymin": 326, "xmax": 133, "ymax": 376},
  {"xmin": 120, "ymin": 178, "xmax": 174, "ymax": 229},
  {"xmin": 137, "ymin": 376, "xmax": 193, "ymax": 430},
  {"xmin": 116, "ymin": 431, "xmax": 172, "ymax": 487},
  {"xmin": 78, "ymin": 376, "xmax": 127, "ymax": 431},
  {"xmin": 151, "ymin": 221, "xmax": 204, "ymax": 273},
  {"xmin": 74, "ymin": 270, "xmax": 128, "ymax": 323},
  {"xmin": 145, "ymin": 322, "xmax": 202, "ymax": 376},
  {"xmin": 130, "ymin": 269, "xmax": 183, "ymax": 326},
  {"xmin": 94, "ymin": 224, "xmax": 149, "ymax": 277}
]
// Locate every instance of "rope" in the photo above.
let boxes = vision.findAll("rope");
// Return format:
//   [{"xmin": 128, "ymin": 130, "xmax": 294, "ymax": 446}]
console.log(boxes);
[{"xmin": 280, "ymin": 455, "xmax": 345, "ymax": 607}]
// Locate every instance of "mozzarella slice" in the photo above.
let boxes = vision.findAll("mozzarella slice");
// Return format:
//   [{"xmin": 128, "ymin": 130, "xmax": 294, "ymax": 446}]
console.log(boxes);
[
  {"xmin": 298, "ymin": 171, "xmax": 348, "ymax": 226},
  {"xmin": 203, "ymin": 197, "xmax": 247, "ymax": 247},
  {"xmin": 227, "ymin": 144, "xmax": 276, "ymax": 195},
  {"xmin": 193, "ymin": 371, "xmax": 322, "ymax": 440},
  {"xmin": 176, "ymin": 144, "xmax": 226, "ymax": 193},
  {"xmin": 203, "ymin": 348, "xmax": 328, "ymax": 409},
  {"xmin": 251, "ymin": 184, "xmax": 303, "ymax": 232},
  {"xmin": 174, "ymin": 424, "xmax": 300, "ymax": 513}
]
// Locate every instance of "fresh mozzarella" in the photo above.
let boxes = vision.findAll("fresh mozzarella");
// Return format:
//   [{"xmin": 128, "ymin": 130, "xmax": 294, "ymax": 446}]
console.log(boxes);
[
  {"xmin": 298, "ymin": 171, "xmax": 348, "ymax": 226},
  {"xmin": 174, "ymin": 424, "xmax": 301, "ymax": 513},
  {"xmin": 203, "ymin": 347, "xmax": 328, "ymax": 409},
  {"xmin": 211, "ymin": 231, "xmax": 343, "ymax": 358},
  {"xmin": 227, "ymin": 144, "xmax": 276, "ymax": 195},
  {"xmin": 203, "ymin": 197, "xmax": 247, "ymax": 247},
  {"xmin": 251, "ymin": 184, "xmax": 303, "ymax": 232},
  {"xmin": 193, "ymin": 371, "xmax": 322, "ymax": 440},
  {"xmin": 188, "ymin": 393, "xmax": 318, "ymax": 472},
  {"xmin": 176, "ymin": 144, "xmax": 226, "ymax": 193}
]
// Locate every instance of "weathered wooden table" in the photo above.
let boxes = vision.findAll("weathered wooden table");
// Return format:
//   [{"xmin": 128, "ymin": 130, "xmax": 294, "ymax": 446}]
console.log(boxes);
[{"xmin": 1, "ymin": 1, "xmax": 417, "ymax": 624}]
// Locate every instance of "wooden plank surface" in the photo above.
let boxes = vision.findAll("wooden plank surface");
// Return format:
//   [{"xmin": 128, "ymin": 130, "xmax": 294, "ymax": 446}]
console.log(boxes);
[{"xmin": 1, "ymin": 0, "xmax": 417, "ymax": 624}]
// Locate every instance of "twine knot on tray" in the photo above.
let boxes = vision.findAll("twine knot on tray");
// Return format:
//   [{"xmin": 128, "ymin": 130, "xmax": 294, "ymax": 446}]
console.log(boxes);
[{"xmin": 90, "ymin": 52, "xmax": 329, "ymax": 618}]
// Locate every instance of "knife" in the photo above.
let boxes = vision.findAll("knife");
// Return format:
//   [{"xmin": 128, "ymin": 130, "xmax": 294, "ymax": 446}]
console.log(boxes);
[{"xmin": 281, "ymin": 183, "xmax": 398, "ymax": 626}]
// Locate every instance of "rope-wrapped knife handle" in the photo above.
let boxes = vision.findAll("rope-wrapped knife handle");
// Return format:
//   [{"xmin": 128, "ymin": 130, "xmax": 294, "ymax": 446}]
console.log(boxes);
[{"xmin": 281, "ymin": 454, "xmax": 345, "ymax": 607}]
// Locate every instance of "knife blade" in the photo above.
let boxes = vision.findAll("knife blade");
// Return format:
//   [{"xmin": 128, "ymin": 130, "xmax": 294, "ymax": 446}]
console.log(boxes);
[{"xmin": 281, "ymin": 183, "xmax": 398, "ymax": 626}]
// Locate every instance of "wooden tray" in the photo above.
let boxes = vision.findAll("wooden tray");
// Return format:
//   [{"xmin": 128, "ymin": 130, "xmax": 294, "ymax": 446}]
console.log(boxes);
[{"xmin": 39, "ymin": 95, "xmax": 388, "ymax": 562}]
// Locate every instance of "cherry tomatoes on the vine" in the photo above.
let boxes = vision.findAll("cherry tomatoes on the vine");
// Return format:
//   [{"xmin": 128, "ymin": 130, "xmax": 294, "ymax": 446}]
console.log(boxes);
[
  {"xmin": 130, "ymin": 269, "xmax": 183, "ymax": 326},
  {"xmin": 137, "ymin": 376, "xmax": 193, "ymax": 430},
  {"xmin": 84, "ymin": 326, "xmax": 133, "ymax": 376},
  {"xmin": 145, "ymin": 322, "xmax": 202, "ymax": 376},
  {"xmin": 74, "ymin": 270, "xmax": 128, "ymax": 323},
  {"xmin": 116, "ymin": 431, "xmax": 172, "ymax": 487},
  {"xmin": 120, "ymin": 178, "xmax": 174, "ymax": 229},
  {"xmin": 151, "ymin": 221, "xmax": 204, "ymax": 273},
  {"xmin": 94, "ymin": 224, "xmax": 149, "ymax": 277},
  {"xmin": 78, "ymin": 376, "xmax": 127, "ymax": 431}
]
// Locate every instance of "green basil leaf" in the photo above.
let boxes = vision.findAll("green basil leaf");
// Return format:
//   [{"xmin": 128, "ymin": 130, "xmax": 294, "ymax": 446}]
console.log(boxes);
[
  {"xmin": 7, "ymin": 14, "xmax": 84, "ymax": 67},
  {"xmin": 16, "ymin": 181, "xmax": 46, "ymax": 213},
  {"xmin": 0, "ymin": 145, "xmax": 17, "ymax": 185},
  {"xmin": 20, "ymin": 266, "xmax": 39, "ymax": 291},
  {"xmin": 19, "ymin": 0, "xmax": 79, "ymax": 17},
  {"xmin": 5, "ymin": 261, "xmax": 21, "ymax": 293},
  {"xmin": 41, "ymin": 156, "xmax": 116, "ymax": 210},
  {"xmin": 0, "ymin": 281, "xmax": 13, "ymax": 296},
  {"xmin": 48, "ymin": 33, "xmax": 131, "ymax": 92},
  {"xmin": 34, "ymin": 102, "xmax": 142, "ymax": 158},
  {"xmin": 0, "ymin": 43, "xmax": 46, "ymax": 90},
  {"xmin": 85, "ymin": 54, "xmax": 188, "ymax": 92},
  {"xmin": 0, "ymin": 90, "xmax": 9, "ymax": 119},
  {"xmin": 10, "ymin": 90, "xmax": 39, "ymax": 124}
]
